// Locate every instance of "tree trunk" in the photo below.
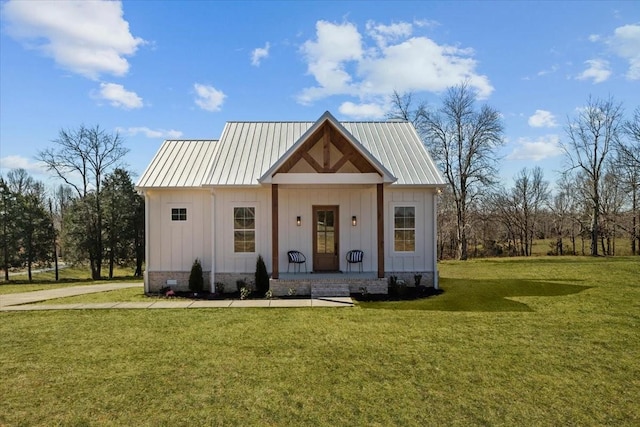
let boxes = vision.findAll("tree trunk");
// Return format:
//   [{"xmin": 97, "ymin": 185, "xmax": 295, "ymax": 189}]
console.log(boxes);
[
  {"xmin": 109, "ymin": 249, "xmax": 114, "ymax": 279},
  {"xmin": 591, "ymin": 204, "xmax": 599, "ymax": 256}
]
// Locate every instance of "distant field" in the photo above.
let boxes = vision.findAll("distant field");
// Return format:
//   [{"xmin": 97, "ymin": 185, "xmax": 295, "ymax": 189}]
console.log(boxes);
[{"xmin": 1, "ymin": 256, "xmax": 638, "ymax": 426}]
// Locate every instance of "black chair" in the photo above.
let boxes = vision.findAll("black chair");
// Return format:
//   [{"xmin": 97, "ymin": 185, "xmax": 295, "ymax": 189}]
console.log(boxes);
[
  {"xmin": 346, "ymin": 250, "xmax": 364, "ymax": 273},
  {"xmin": 287, "ymin": 250, "xmax": 307, "ymax": 273}
]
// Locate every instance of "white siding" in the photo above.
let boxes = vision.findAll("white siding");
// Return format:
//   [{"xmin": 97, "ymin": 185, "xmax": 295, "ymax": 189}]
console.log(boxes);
[
  {"xmin": 147, "ymin": 189, "xmax": 212, "ymax": 272},
  {"xmin": 212, "ymin": 188, "xmax": 272, "ymax": 274},
  {"xmin": 278, "ymin": 186, "xmax": 377, "ymax": 273},
  {"xmin": 385, "ymin": 188, "xmax": 437, "ymax": 273}
]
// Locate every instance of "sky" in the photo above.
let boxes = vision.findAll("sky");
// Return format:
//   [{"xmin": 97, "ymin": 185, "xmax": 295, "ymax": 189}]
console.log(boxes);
[{"xmin": 1, "ymin": 0, "xmax": 639, "ymax": 191}]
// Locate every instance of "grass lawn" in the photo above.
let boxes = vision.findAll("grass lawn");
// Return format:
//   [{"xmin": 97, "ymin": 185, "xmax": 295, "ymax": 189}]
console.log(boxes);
[
  {"xmin": 0, "ymin": 266, "xmax": 142, "ymax": 295},
  {"xmin": 1, "ymin": 256, "xmax": 638, "ymax": 426}
]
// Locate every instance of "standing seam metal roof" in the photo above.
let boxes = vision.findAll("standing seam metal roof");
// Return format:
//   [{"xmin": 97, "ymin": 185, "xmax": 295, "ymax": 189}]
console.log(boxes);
[
  {"xmin": 136, "ymin": 116, "xmax": 446, "ymax": 189},
  {"xmin": 136, "ymin": 140, "xmax": 220, "ymax": 188}
]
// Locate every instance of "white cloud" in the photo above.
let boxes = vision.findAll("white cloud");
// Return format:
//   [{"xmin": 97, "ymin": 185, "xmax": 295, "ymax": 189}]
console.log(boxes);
[
  {"xmin": 251, "ymin": 42, "xmax": 270, "ymax": 66},
  {"xmin": 299, "ymin": 20, "xmax": 363, "ymax": 103},
  {"xmin": 365, "ymin": 21, "xmax": 413, "ymax": 47},
  {"xmin": 0, "ymin": 155, "xmax": 47, "ymax": 174},
  {"xmin": 577, "ymin": 59, "xmax": 611, "ymax": 83},
  {"xmin": 194, "ymin": 83, "xmax": 226, "ymax": 112},
  {"xmin": 588, "ymin": 34, "xmax": 601, "ymax": 42},
  {"xmin": 297, "ymin": 19, "xmax": 493, "ymax": 106},
  {"xmin": 97, "ymin": 83, "xmax": 143, "ymax": 109},
  {"xmin": 507, "ymin": 135, "xmax": 563, "ymax": 161},
  {"xmin": 1, "ymin": 0, "xmax": 145, "ymax": 79},
  {"xmin": 338, "ymin": 101, "xmax": 386, "ymax": 119},
  {"xmin": 528, "ymin": 110, "xmax": 558, "ymax": 128},
  {"xmin": 537, "ymin": 64, "xmax": 558, "ymax": 76},
  {"xmin": 116, "ymin": 127, "xmax": 183, "ymax": 139},
  {"xmin": 607, "ymin": 24, "xmax": 640, "ymax": 80}
]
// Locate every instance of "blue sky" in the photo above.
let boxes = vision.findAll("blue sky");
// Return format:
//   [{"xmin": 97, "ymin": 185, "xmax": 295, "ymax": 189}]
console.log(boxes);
[{"xmin": 1, "ymin": 0, "xmax": 638, "ymax": 190}]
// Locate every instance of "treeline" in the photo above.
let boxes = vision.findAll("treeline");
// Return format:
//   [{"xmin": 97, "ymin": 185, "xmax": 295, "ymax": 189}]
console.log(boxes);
[
  {"xmin": 390, "ymin": 85, "xmax": 639, "ymax": 260},
  {"xmin": 0, "ymin": 125, "xmax": 144, "ymax": 281}
]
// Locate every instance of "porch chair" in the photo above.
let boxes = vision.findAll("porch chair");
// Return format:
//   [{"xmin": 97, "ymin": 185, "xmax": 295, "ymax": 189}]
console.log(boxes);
[
  {"xmin": 287, "ymin": 250, "xmax": 307, "ymax": 273},
  {"xmin": 346, "ymin": 250, "xmax": 364, "ymax": 273}
]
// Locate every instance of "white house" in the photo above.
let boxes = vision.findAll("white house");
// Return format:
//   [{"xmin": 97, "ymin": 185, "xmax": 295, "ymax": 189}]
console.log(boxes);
[{"xmin": 136, "ymin": 111, "xmax": 446, "ymax": 296}]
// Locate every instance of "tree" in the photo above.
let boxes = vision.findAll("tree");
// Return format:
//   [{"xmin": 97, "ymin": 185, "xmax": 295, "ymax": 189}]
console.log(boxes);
[
  {"xmin": 38, "ymin": 125, "xmax": 128, "ymax": 279},
  {"xmin": 255, "ymin": 254, "xmax": 269, "ymax": 295},
  {"xmin": 102, "ymin": 168, "xmax": 143, "ymax": 278},
  {"xmin": 189, "ymin": 259, "xmax": 204, "ymax": 293},
  {"xmin": 387, "ymin": 91, "xmax": 429, "ymax": 138},
  {"xmin": 511, "ymin": 167, "xmax": 550, "ymax": 256},
  {"xmin": 16, "ymin": 182, "xmax": 54, "ymax": 281},
  {"xmin": 1, "ymin": 170, "xmax": 55, "ymax": 281},
  {"xmin": 419, "ymin": 82, "xmax": 504, "ymax": 260},
  {"xmin": 562, "ymin": 96, "xmax": 624, "ymax": 256},
  {"xmin": 621, "ymin": 106, "xmax": 640, "ymax": 169},
  {"xmin": 0, "ymin": 177, "xmax": 18, "ymax": 280}
]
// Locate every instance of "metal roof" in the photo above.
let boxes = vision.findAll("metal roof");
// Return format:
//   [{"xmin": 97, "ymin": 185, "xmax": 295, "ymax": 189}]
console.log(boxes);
[
  {"xmin": 137, "ymin": 113, "xmax": 446, "ymax": 189},
  {"xmin": 136, "ymin": 140, "xmax": 220, "ymax": 188}
]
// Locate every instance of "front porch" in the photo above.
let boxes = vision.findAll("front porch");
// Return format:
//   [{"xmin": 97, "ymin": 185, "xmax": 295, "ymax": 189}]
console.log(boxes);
[{"xmin": 269, "ymin": 271, "xmax": 388, "ymax": 297}]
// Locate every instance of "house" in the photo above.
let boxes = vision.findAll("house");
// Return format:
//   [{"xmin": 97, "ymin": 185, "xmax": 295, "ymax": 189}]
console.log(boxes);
[{"xmin": 136, "ymin": 111, "xmax": 446, "ymax": 296}]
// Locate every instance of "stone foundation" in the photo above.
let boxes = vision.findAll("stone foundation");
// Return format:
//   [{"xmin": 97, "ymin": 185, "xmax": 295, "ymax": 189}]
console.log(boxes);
[
  {"xmin": 147, "ymin": 271, "xmax": 211, "ymax": 293},
  {"xmin": 269, "ymin": 277, "xmax": 388, "ymax": 296},
  {"xmin": 147, "ymin": 270, "xmax": 437, "ymax": 294},
  {"xmin": 212, "ymin": 273, "xmax": 255, "ymax": 292},
  {"xmin": 385, "ymin": 271, "xmax": 436, "ymax": 288}
]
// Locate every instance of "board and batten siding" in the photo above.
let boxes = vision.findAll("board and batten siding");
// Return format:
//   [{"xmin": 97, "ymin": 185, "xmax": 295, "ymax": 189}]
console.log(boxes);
[
  {"xmin": 147, "ymin": 189, "xmax": 212, "ymax": 273},
  {"xmin": 146, "ymin": 186, "xmax": 437, "ymax": 285},
  {"xmin": 384, "ymin": 188, "xmax": 437, "ymax": 273},
  {"xmin": 212, "ymin": 188, "xmax": 272, "ymax": 275},
  {"xmin": 278, "ymin": 186, "xmax": 377, "ymax": 273}
]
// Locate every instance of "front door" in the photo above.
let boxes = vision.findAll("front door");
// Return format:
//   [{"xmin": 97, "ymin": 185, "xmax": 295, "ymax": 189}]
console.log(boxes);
[{"xmin": 313, "ymin": 206, "xmax": 339, "ymax": 271}]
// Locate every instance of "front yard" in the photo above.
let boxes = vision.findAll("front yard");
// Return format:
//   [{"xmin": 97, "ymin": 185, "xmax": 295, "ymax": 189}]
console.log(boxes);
[{"xmin": 1, "ymin": 256, "xmax": 638, "ymax": 425}]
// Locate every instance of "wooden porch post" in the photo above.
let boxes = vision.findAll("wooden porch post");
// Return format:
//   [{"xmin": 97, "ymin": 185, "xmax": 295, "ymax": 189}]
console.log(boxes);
[
  {"xmin": 272, "ymin": 184, "xmax": 279, "ymax": 279},
  {"xmin": 377, "ymin": 183, "xmax": 384, "ymax": 278}
]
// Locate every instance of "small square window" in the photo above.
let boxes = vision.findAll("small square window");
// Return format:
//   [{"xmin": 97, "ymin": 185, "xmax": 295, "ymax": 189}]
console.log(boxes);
[{"xmin": 171, "ymin": 208, "xmax": 187, "ymax": 221}]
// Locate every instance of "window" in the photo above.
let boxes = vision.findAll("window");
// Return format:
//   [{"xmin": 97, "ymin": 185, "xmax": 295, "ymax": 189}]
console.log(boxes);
[
  {"xmin": 171, "ymin": 208, "xmax": 187, "ymax": 221},
  {"xmin": 394, "ymin": 206, "xmax": 415, "ymax": 252},
  {"xmin": 234, "ymin": 207, "xmax": 255, "ymax": 253}
]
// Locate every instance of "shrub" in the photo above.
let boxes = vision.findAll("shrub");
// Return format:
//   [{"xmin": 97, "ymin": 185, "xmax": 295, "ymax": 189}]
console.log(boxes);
[
  {"xmin": 215, "ymin": 282, "xmax": 225, "ymax": 294},
  {"xmin": 414, "ymin": 274, "xmax": 423, "ymax": 287},
  {"xmin": 264, "ymin": 289, "xmax": 273, "ymax": 299},
  {"xmin": 240, "ymin": 286, "xmax": 251, "ymax": 300},
  {"xmin": 188, "ymin": 259, "xmax": 204, "ymax": 293},
  {"xmin": 255, "ymin": 254, "xmax": 269, "ymax": 294}
]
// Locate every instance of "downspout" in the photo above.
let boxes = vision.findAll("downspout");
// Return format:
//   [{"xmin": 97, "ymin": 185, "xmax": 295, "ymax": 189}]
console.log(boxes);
[
  {"xmin": 433, "ymin": 189, "xmax": 439, "ymax": 290},
  {"xmin": 210, "ymin": 190, "xmax": 216, "ymax": 291},
  {"xmin": 144, "ymin": 191, "xmax": 150, "ymax": 294}
]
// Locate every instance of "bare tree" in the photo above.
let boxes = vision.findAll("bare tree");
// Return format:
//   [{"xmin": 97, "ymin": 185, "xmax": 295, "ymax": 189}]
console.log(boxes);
[
  {"xmin": 621, "ymin": 106, "xmax": 640, "ymax": 168},
  {"xmin": 511, "ymin": 167, "xmax": 550, "ymax": 256},
  {"xmin": 387, "ymin": 91, "xmax": 429, "ymax": 138},
  {"xmin": 562, "ymin": 96, "xmax": 624, "ymax": 256},
  {"xmin": 37, "ymin": 125, "xmax": 128, "ymax": 279},
  {"xmin": 422, "ymin": 82, "xmax": 504, "ymax": 260}
]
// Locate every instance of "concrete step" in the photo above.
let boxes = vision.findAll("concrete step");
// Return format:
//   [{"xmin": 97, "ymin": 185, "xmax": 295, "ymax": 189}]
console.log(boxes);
[{"xmin": 311, "ymin": 284, "xmax": 350, "ymax": 298}]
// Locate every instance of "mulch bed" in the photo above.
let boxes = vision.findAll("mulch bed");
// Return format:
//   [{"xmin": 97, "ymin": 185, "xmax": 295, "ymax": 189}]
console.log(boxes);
[{"xmin": 155, "ymin": 286, "xmax": 443, "ymax": 301}]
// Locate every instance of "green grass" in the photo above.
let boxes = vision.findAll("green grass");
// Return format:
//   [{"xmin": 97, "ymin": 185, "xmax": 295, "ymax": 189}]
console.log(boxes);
[
  {"xmin": 0, "ymin": 265, "xmax": 142, "ymax": 295},
  {"xmin": 35, "ymin": 286, "xmax": 148, "ymax": 304},
  {"xmin": 1, "ymin": 257, "xmax": 639, "ymax": 426}
]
